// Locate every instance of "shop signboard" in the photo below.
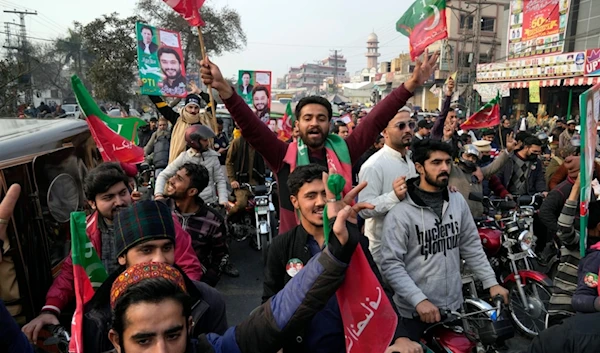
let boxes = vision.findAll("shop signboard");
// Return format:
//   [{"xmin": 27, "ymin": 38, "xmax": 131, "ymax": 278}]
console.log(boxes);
[
  {"xmin": 476, "ymin": 49, "xmax": 594, "ymax": 82},
  {"xmin": 506, "ymin": 0, "xmax": 571, "ymax": 60}
]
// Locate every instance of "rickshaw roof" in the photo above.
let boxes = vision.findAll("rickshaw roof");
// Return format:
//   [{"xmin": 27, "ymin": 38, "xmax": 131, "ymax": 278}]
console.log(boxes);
[{"xmin": 0, "ymin": 118, "xmax": 89, "ymax": 162}]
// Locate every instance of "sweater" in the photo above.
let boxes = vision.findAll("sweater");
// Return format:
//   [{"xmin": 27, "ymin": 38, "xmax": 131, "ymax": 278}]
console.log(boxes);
[
  {"xmin": 358, "ymin": 145, "xmax": 418, "ymax": 265},
  {"xmin": 155, "ymin": 148, "xmax": 228, "ymax": 205},
  {"xmin": 572, "ymin": 243, "xmax": 600, "ymax": 313},
  {"xmin": 380, "ymin": 178, "xmax": 497, "ymax": 318},
  {"xmin": 222, "ymin": 85, "xmax": 414, "ymax": 234}
]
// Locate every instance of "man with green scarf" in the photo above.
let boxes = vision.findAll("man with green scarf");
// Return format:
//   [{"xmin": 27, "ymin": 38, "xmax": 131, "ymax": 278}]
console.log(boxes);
[{"xmin": 199, "ymin": 50, "xmax": 439, "ymax": 234}]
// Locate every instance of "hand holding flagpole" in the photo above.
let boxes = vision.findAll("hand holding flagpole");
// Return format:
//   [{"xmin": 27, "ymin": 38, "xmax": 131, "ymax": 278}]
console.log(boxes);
[{"xmin": 196, "ymin": 26, "xmax": 216, "ymax": 122}]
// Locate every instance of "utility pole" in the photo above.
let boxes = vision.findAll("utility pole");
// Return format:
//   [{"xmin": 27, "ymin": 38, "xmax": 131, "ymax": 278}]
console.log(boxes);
[
  {"xmin": 3, "ymin": 22, "xmax": 21, "ymax": 50},
  {"xmin": 4, "ymin": 9, "xmax": 37, "ymax": 105},
  {"xmin": 330, "ymin": 49, "xmax": 341, "ymax": 93},
  {"xmin": 468, "ymin": 0, "xmax": 482, "ymax": 115}
]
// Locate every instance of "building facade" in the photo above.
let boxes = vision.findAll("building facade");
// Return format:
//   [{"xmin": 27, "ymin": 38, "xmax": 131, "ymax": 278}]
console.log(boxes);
[{"xmin": 285, "ymin": 53, "xmax": 347, "ymax": 92}]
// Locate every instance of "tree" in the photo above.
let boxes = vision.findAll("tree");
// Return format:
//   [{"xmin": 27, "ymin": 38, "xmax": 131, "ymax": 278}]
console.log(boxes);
[
  {"xmin": 29, "ymin": 43, "xmax": 73, "ymax": 98},
  {"xmin": 56, "ymin": 24, "xmax": 92, "ymax": 80},
  {"xmin": 135, "ymin": 0, "xmax": 246, "ymax": 71},
  {"xmin": 80, "ymin": 13, "xmax": 141, "ymax": 105},
  {"xmin": 0, "ymin": 57, "xmax": 22, "ymax": 115}
]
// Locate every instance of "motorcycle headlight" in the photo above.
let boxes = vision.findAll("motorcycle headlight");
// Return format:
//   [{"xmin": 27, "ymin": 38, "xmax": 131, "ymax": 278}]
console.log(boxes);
[
  {"xmin": 518, "ymin": 230, "xmax": 534, "ymax": 251},
  {"xmin": 257, "ymin": 198, "xmax": 269, "ymax": 206}
]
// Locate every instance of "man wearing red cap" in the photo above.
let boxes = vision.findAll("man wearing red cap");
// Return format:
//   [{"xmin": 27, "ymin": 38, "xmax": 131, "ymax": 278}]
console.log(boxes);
[{"xmin": 22, "ymin": 163, "xmax": 202, "ymax": 343}]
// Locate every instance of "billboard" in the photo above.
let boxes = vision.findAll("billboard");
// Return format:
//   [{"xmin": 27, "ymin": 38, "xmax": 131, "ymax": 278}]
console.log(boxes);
[
  {"xmin": 237, "ymin": 70, "xmax": 272, "ymax": 124},
  {"xmin": 136, "ymin": 22, "xmax": 187, "ymax": 98},
  {"xmin": 506, "ymin": 0, "xmax": 571, "ymax": 60}
]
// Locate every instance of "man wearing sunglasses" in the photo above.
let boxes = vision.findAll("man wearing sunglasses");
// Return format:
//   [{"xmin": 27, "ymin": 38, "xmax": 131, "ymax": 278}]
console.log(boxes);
[{"xmin": 357, "ymin": 106, "xmax": 419, "ymax": 265}]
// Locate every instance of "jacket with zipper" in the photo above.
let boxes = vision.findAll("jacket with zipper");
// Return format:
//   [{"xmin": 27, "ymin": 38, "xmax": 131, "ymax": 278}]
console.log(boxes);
[
  {"xmin": 155, "ymin": 148, "xmax": 228, "ymax": 205},
  {"xmin": 380, "ymin": 178, "xmax": 497, "ymax": 318}
]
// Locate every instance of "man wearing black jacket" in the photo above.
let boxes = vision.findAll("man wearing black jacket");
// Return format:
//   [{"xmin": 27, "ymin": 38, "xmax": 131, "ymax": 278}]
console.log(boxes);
[{"xmin": 263, "ymin": 164, "xmax": 419, "ymax": 353}]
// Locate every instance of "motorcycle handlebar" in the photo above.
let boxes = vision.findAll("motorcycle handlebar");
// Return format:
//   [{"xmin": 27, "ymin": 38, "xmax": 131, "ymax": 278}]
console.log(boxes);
[{"xmin": 240, "ymin": 182, "xmax": 277, "ymax": 195}]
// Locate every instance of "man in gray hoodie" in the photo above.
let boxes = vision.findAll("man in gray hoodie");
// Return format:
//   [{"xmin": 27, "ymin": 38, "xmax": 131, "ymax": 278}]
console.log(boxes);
[{"xmin": 380, "ymin": 139, "xmax": 508, "ymax": 342}]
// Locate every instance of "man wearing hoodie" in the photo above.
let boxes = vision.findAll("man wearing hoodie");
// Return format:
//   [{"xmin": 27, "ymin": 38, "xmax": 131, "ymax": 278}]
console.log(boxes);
[
  {"xmin": 155, "ymin": 125, "xmax": 228, "ymax": 208},
  {"xmin": 379, "ymin": 139, "xmax": 508, "ymax": 341}
]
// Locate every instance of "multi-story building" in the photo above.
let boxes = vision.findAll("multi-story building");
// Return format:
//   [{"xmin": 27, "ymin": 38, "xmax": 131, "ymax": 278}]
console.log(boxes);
[{"xmin": 285, "ymin": 53, "xmax": 347, "ymax": 92}]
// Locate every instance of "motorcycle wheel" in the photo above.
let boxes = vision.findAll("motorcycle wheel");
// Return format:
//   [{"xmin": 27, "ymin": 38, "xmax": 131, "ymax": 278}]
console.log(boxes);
[{"xmin": 506, "ymin": 280, "xmax": 551, "ymax": 338}]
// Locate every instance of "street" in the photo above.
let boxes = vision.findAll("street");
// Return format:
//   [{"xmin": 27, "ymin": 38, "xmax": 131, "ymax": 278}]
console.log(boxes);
[{"xmin": 218, "ymin": 238, "xmax": 531, "ymax": 352}]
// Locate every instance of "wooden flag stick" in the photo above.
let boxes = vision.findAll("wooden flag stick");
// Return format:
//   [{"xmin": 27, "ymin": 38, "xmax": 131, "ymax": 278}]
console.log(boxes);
[{"xmin": 197, "ymin": 26, "xmax": 216, "ymax": 122}]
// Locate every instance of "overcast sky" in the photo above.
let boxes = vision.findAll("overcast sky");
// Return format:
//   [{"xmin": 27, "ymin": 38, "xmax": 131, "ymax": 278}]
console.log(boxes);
[{"xmin": 2, "ymin": 0, "xmax": 412, "ymax": 80}]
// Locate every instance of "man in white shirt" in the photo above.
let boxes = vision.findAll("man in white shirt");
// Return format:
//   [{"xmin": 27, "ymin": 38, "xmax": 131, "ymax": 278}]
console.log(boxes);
[{"xmin": 358, "ymin": 106, "xmax": 418, "ymax": 265}]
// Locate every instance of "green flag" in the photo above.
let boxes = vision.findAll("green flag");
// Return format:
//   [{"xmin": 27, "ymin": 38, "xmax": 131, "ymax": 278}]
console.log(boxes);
[{"xmin": 71, "ymin": 75, "xmax": 147, "ymax": 144}]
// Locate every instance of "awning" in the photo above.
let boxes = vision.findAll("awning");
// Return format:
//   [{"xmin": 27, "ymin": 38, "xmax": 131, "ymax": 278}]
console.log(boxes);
[
  {"xmin": 564, "ymin": 77, "xmax": 600, "ymax": 86},
  {"xmin": 540, "ymin": 79, "xmax": 562, "ymax": 87},
  {"xmin": 508, "ymin": 81, "xmax": 529, "ymax": 89}
]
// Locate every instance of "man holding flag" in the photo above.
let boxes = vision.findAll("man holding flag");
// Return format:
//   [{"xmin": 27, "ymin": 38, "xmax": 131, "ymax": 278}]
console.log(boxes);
[{"xmin": 21, "ymin": 163, "xmax": 202, "ymax": 343}]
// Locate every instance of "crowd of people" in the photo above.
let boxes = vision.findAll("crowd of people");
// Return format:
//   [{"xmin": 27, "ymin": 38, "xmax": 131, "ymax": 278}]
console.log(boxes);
[{"xmin": 3, "ymin": 48, "xmax": 600, "ymax": 353}]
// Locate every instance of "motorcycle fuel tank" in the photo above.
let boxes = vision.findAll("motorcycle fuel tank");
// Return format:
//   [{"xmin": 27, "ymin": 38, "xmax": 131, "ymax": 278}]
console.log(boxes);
[
  {"xmin": 435, "ymin": 329, "xmax": 476, "ymax": 353},
  {"xmin": 478, "ymin": 227, "xmax": 502, "ymax": 256}
]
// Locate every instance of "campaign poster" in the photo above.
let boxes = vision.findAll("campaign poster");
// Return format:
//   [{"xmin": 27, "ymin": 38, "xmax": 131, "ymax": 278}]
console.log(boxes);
[
  {"xmin": 578, "ymin": 83, "xmax": 600, "ymax": 256},
  {"xmin": 506, "ymin": 0, "xmax": 571, "ymax": 60},
  {"xmin": 237, "ymin": 70, "xmax": 272, "ymax": 124},
  {"xmin": 136, "ymin": 22, "xmax": 187, "ymax": 98}
]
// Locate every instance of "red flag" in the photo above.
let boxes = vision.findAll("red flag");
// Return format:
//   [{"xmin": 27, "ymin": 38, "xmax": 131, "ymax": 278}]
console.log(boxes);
[
  {"xmin": 86, "ymin": 115, "xmax": 145, "ymax": 164},
  {"xmin": 278, "ymin": 102, "xmax": 294, "ymax": 141},
  {"xmin": 460, "ymin": 93, "xmax": 501, "ymax": 130},
  {"xmin": 337, "ymin": 247, "xmax": 398, "ymax": 353},
  {"xmin": 163, "ymin": 0, "xmax": 206, "ymax": 26},
  {"xmin": 396, "ymin": 0, "xmax": 448, "ymax": 60}
]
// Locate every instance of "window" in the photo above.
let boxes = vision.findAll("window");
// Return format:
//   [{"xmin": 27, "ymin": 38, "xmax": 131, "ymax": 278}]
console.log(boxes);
[
  {"xmin": 51, "ymin": 89, "xmax": 59, "ymax": 98},
  {"xmin": 481, "ymin": 17, "xmax": 495, "ymax": 32},
  {"xmin": 460, "ymin": 15, "xmax": 474, "ymax": 29}
]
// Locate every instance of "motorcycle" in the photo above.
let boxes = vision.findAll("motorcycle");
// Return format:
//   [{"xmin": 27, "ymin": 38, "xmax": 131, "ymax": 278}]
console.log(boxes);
[
  {"xmin": 469, "ymin": 193, "xmax": 553, "ymax": 338},
  {"xmin": 416, "ymin": 296, "xmax": 513, "ymax": 353}
]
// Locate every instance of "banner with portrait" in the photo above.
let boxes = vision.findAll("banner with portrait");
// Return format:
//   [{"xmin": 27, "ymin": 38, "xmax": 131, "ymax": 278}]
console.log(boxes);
[
  {"xmin": 506, "ymin": 0, "xmax": 571, "ymax": 60},
  {"xmin": 237, "ymin": 70, "xmax": 272, "ymax": 124},
  {"xmin": 136, "ymin": 22, "xmax": 187, "ymax": 98}
]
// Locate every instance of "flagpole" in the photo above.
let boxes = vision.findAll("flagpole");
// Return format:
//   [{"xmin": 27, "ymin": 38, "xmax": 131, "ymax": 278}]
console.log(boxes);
[{"xmin": 196, "ymin": 26, "xmax": 217, "ymax": 123}]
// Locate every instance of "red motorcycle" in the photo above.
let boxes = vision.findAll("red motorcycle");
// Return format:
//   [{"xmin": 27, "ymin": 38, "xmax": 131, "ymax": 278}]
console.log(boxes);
[{"xmin": 470, "ymin": 193, "xmax": 553, "ymax": 338}]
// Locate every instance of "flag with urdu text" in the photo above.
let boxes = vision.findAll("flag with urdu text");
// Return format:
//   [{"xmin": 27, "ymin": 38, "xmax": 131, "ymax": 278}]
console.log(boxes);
[
  {"xmin": 86, "ymin": 114, "xmax": 146, "ymax": 164},
  {"xmin": 460, "ymin": 92, "xmax": 501, "ymax": 130},
  {"xmin": 71, "ymin": 75, "xmax": 147, "ymax": 144},
  {"xmin": 69, "ymin": 211, "xmax": 108, "ymax": 353},
  {"xmin": 164, "ymin": 0, "xmax": 206, "ymax": 26},
  {"xmin": 278, "ymin": 102, "xmax": 294, "ymax": 141},
  {"xmin": 396, "ymin": 0, "xmax": 448, "ymax": 60}
]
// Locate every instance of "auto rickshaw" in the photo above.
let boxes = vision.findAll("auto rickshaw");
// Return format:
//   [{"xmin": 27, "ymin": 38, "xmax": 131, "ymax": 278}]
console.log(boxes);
[{"xmin": 0, "ymin": 117, "xmax": 99, "ymax": 342}]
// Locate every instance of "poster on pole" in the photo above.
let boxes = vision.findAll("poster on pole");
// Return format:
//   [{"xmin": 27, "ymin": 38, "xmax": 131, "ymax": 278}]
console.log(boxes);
[
  {"xmin": 136, "ymin": 22, "xmax": 187, "ymax": 98},
  {"xmin": 578, "ymin": 83, "xmax": 600, "ymax": 256},
  {"xmin": 506, "ymin": 0, "xmax": 571, "ymax": 60},
  {"xmin": 237, "ymin": 70, "xmax": 272, "ymax": 124}
]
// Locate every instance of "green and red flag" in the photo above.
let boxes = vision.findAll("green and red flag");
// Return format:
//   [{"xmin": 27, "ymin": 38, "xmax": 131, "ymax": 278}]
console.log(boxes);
[
  {"xmin": 397, "ymin": 0, "xmax": 448, "ymax": 60},
  {"xmin": 71, "ymin": 75, "xmax": 147, "ymax": 144},
  {"xmin": 68, "ymin": 211, "xmax": 108, "ymax": 353},
  {"xmin": 460, "ymin": 92, "xmax": 501, "ymax": 130},
  {"xmin": 278, "ymin": 102, "xmax": 294, "ymax": 142},
  {"xmin": 86, "ymin": 114, "xmax": 146, "ymax": 164},
  {"xmin": 164, "ymin": 0, "xmax": 206, "ymax": 26}
]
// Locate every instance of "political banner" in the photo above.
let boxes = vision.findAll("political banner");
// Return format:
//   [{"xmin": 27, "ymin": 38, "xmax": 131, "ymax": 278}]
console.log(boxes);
[
  {"xmin": 507, "ymin": 0, "xmax": 571, "ymax": 60},
  {"xmin": 579, "ymin": 83, "xmax": 600, "ymax": 256},
  {"xmin": 529, "ymin": 80, "xmax": 540, "ymax": 103},
  {"xmin": 237, "ymin": 70, "xmax": 272, "ymax": 124},
  {"xmin": 136, "ymin": 22, "xmax": 187, "ymax": 98}
]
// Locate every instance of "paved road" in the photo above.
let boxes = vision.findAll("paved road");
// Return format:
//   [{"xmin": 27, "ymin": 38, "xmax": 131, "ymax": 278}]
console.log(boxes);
[{"xmin": 218, "ymin": 238, "xmax": 531, "ymax": 352}]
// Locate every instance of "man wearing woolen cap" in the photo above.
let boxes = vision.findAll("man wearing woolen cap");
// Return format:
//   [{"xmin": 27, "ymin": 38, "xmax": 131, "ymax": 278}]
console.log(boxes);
[
  {"xmin": 82, "ymin": 200, "xmax": 227, "ymax": 353},
  {"xmin": 148, "ymin": 85, "xmax": 218, "ymax": 163}
]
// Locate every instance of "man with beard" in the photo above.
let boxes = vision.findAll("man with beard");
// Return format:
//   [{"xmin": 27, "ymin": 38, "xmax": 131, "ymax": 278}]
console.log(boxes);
[
  {"xmin": 379, "ymin": 139, "xmax": 508, "ymax": 344},
  {"xmin": 357, "ymin": 107, "xmax": 418, "ymax": 264},
  {"xmin": 107, "ymin": 176, "xmax": 370, "ymax": 353},
  {"xmin": 496, "ymin": 136, "xmax": 547, "ymax": 197},
  {"xmin": 155, "ymin": 125, "xmax": 228, "ymax": 208},
  {"xmin": 252, "ymin": 85, "xmax": 271, "ymax": 123},
  {"xmin": 164, "ymin": 163, "xmax": 239, "ymax": 284},
  {"xmin": 559, "ymin": 119, "xmax": 577, "ymax": 149},
  {"xmin": 82, "ymin": 201, "xmax": 227, "ymax": 353},
  {"xmin": 22, "ymin": 163, "xmax": 201, "ymax": 343},
  {"xmin": 148, "ymin": 83, "xmax": 217, "ymax": 164},
  {"xmin": 158, "ymin": 47, "xmax": 187, "ymax": 96},
  {"xmin": 448, "ymin": 138, "xmax": 515, "ymax": 218},
  {"xmin": 199, "ymin": 50, "xmax": 440, "ymax": 234}
]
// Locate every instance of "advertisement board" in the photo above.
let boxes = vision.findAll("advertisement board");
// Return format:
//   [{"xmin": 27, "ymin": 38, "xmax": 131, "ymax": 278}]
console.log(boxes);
[
  {"xmin": 237, "ymin": 70, "xmax": 272, "ymax": 124},
  {"xmin": 506, "ymin": 0, "xmax": 570, "ymax": 60},
  {"xmin": 136, "ymin": 22, "xmax": 187, "ymax": 97}
]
